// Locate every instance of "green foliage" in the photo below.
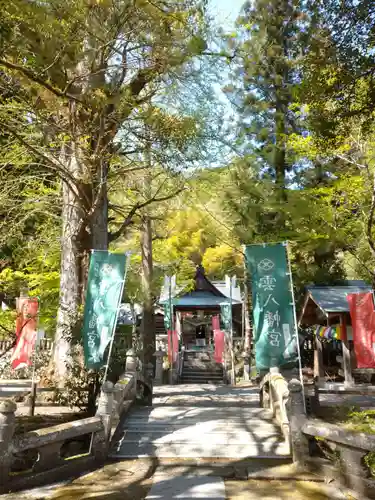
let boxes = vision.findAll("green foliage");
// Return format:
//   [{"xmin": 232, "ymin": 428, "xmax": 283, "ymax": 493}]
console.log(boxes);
[
  {"xmin": 345, "ymin": 409, "xmax": 375, "ymax": 477},
  {"xmin": 365, "ymin": 451, "xmax": 375, "ymax": 479},
  {"xmin": 345, "ymin": 409, "xmax": 375, "ymax": 435}
]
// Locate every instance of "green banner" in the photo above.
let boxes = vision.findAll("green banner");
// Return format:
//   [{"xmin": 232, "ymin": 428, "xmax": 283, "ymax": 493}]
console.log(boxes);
[
  {"xmin": 245, "ymin": 243, "xmax": 297, "ymax": 370},
  {"xmin": 220, "ymin": 303, "xmax": 232, "ymax": 332},
  {"xmin": 163, "ymin": 303, "xmax": 173, "ymax": 331},
  {"xmin": 83, "ymin": 251, "xmax": 127, "ymax": 370}
]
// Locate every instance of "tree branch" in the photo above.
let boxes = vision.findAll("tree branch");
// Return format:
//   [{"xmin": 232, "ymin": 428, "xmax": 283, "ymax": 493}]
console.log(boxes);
[
  {"xmin": 109, "ymin": 187, "xmax": 185, "ymax": 242},
  {"xmin": 0, "ymin": 59, "xmax": 83, "ymax": 104}
]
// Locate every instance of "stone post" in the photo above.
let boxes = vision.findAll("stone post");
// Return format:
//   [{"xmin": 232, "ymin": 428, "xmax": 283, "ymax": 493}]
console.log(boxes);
[
  {"xmin": 288, "ymin": 379, "xmax": 310, "ymax": 468},
  {"xmin": 242, "ymin": 352, "xmax": 250, "ymax": 381},
  {"xmin": 125, "ymin": 348, "xmax": 138, "ymax": 373},
  {"xmin": 0, "ymin": 399, "xmax": 17, "ymax": 487},
  {"xmin": 126, "ymin": 348, "xmax": 138, "ymax": 399},
  {"xmin": 96, "ymin": 381, "xmax": 114, "ymax": 443},
  {"xmin": 146, "ymin": 362, "xmax": 154, "ymax": 380},
  {"xmin": 154, "ymin": 350, "xmax": 165, "ymax": 385}
]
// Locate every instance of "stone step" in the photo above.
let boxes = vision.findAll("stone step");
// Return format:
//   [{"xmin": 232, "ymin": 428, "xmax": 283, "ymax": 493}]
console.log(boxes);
[
  {"xmin": 182, "ymin": 366, "xmax": 222, "ymax": 372},
  {"xmin": 185, "ymin": 360, "xmax": 216, "ymax": 364},
  {"xmin": 113, "ymin": 441, "xmax": 291, "ymax": 459},
  {"xmin": 181, "ymin": 373, "xmax": 223, "ymax": 379},
  {"xmin": 122, "ymin": 417, "xmax": 279, "ymax": 428},
  {"xmin": 182, "ymin": 366, "xmax": 222, "ymax": 371},
  {"xmin": 121, "ymin": 418, "xmax": 275, "ymax": 432},
  {"xmin": 119, "ymin": 429, "xmax": 284, "ymax": 443},
  {"xmin": 127, "ymin": 407, "xmax": 270, "ymax": 417},
  {"xmin": 182, "ymin": 364, "xmax": 223, "ymax": 371},
  {"xmin": 121, "ymin": 418, "xmax": 276, "ymax": 432},
  {"xmin": 179, "ymin": 379, "xmax": 223, "ymax": 384}
]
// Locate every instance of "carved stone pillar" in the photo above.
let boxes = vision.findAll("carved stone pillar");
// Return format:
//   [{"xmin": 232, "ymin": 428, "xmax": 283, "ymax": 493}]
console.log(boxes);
[
  {"xmin": 242, "ymin": 351, "xmax": 250, "ymax": 381},
  {"xmin": 287, "ymin": 379, "xmax": 309, "ymax": 467},
  {"xmin": 154, "ymin": 350, "xmax": 166, "ymax": 385},
  {"xmin": 0, "ymin": 399, "xmax": 17, "ymax": 487},
  {"xmin": 125, "ymin": 348, "xmax": 138, "ymax": 373},
  {"xmin": 96, "ymin": 381, "xmax": 114, "ymax": 442}
]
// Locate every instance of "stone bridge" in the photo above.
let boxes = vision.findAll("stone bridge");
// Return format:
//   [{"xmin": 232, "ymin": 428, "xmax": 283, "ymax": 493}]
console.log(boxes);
[{"xmin": 0, "ymin": 350, "xmax": 374, "ymax": 499}]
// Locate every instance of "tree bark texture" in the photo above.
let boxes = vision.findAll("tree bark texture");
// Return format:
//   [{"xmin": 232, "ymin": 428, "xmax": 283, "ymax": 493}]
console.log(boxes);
[
  {"xmin": 140, "ymin": 215, "xmax": 156, "ymax": 373},
  {"xmin": 54, "ymin": 148, "xmax": 87, "ymax": 381}
]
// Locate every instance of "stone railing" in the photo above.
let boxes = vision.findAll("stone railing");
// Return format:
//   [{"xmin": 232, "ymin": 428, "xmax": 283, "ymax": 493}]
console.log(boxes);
[
  {"xmin": 286, "ymin": 378, "xmax": 375, "ymax": 499},
  {"xmin": 222, "ymin": 332, "xmax": 235, "ymax": 384},
  {"xmin": 259, "ymin": 372, "xmax": 290, "ymax": 444},
  {"xmin": 0, "ymin": 338, "xmax": 54, "ymax": 354},
  {"xmin": 232, "ymin": 336, "xmax": 245, "ymax": 354},
  {"xmin": 0, "ymin": 334, "xmax": 134, "ymax": 357},
  {"xmin": 0, "ymin": 349, "xmax": 144, "ymax": 493},
  {"xmin": 178, "ymin": 347, "xmax": 184, "ymax": 380}
]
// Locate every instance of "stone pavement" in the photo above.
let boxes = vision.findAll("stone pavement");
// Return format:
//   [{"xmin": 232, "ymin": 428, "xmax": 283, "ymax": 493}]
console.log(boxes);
[
  {"xmin": 146, "ymin": 473, "xmax": 226, "ymax": 499},
  {"xmin": 1, "ymin": 460, "xmax": 358, "ymax": 500},
  {"xmin": 112, "ymin": 384, "xmax": 291, "ymax": 459}
]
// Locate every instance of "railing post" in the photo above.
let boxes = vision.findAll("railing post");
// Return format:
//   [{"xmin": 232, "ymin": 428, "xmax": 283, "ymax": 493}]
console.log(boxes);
[
  {"xmin": 96, "ymin": 381, "xmax": 114, "ymax": 443},
  {"xmin": 288, "ymin": 378, "xmax": 310, "ymax": 468},
  {"xmin": 125, "ymin": 348, "xmax": 139, "ymax": 399},
  {"xmin": 242, "ymin": 351, "xmax": 250, "ymax": 381},
  {"xmin": 0, "ymin": 399, "xmax": 17, "ymax": 488},
  {"xmin": 125, "ymin": 348, "xmax": 138, "ymax": 373},
  {"xmin": 154, "ymin": 349, "xmax": 165, "ymax": 385}
]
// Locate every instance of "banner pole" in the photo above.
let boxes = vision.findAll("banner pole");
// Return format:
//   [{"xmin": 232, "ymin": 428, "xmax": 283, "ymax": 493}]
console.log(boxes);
[
  {"xmin": 229, "ymin": 277, "xmax": 236, "ymax": 385},
  {"xmin": 102, "ymin": 255, "xmax": 129, "ymax": 385},
  {"xmin": 169, "ymin": 276, "xmax": 174, "ymax": 384},
  {"xmin": 29, "ymin": 296, "xmax": 40, "ymax": 417},
  {"xmin": 285, "ymin": 242, "xmax": 306, "ymax": 411}
]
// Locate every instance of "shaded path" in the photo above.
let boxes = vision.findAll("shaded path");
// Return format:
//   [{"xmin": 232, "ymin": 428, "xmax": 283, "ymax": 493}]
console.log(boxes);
[{"xmin": 112, "ymin": 384, "xmax": 290, "ymax": 460}]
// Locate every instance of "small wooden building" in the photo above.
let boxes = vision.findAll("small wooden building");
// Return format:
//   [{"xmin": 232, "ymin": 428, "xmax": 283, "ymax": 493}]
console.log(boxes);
[
  {"xmin": 159, "ymin": 266, "xmax": 243, "ymax": 350},
  {"xmin": 299, "ymin": 281, "xmax": 372, "ymax": 385}
]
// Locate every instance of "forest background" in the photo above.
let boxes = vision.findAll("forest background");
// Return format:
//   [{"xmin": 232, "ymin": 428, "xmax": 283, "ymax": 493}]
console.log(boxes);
[{"xmin": 0, "ymin": 0, "xmax": 374, "ymax": 384}]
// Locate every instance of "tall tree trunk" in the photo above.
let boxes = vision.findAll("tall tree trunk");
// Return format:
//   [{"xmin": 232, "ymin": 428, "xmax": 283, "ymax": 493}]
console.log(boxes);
[
  {"xmin": 53, "ymin": 149, "xmax": 86, "ymax": 382},
  {"xmin": 140, "ymin": 214, "xmax": 155, "ymax": 374},
  {"xmin": 91, "ymin": 163, "xmax": 109, "ymax": 250}
]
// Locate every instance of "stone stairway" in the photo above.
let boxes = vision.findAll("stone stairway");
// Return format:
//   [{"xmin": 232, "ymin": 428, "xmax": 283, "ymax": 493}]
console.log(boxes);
[
  {"xmin": 111, "ymin": 384, "xmax": 291, "ymax": 461},
  {"xmin": 180, "ymin": 351, "xmax": 224, "ymax": 384}
]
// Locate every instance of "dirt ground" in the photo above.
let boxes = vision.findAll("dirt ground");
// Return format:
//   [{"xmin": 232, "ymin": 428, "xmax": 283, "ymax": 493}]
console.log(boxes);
[
  {"xmin": 2, "ymin": 461, "xmax": 359, "ymax": 500},
  {"xmin": 225, "ymin": 479, "xmax": 357, "ymax": 500}
]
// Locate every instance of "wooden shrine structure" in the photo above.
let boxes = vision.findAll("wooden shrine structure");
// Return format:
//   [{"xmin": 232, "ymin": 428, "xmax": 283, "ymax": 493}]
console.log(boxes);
[{"xmin": 298, "ymin": 281, "xmax": 372, "ymax": 385}]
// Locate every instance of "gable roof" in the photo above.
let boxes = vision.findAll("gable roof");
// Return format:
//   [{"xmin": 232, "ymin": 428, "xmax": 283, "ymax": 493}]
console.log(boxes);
[
  {"xmin": 307, "ymin": 283, "xmax": 372, "ymax": 313},
  {"xmin": 299, "ymin": 280, "xmax": 372, "ymax": 325},
  {"xmin": 158, "ymin": 266, "xmax": 243, "ymax": 308}
]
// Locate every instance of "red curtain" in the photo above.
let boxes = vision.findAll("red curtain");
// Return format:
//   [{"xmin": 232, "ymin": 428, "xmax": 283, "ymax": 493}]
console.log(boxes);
[
  {"xmin": 11, "ymin": 297, "xmax": 39, "ymax": 370},
  {"xmin": 347, "ymin": 292, "xmax": 375, "ymax": 368},
  {"xmin": 168, "ymin": 330, "xmax": 178, "ymax": 364},
  {"xmin": 214, "ymin": 330, "xmax": 225, "ymax": 364}
]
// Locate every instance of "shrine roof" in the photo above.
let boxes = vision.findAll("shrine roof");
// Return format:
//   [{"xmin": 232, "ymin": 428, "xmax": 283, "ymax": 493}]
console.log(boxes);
[
  {"xmin": 159, "ymin": 290, "xmax": 241, "ymax": 308},
  {"xmin": 298, "ymin": 280, "xmax": 372, "ymax": 325}
]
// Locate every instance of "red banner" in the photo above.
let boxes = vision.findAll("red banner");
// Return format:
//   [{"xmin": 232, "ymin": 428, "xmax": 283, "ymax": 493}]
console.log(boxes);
[
  {"xmin": 214, "ymin": 329, "xmax": 225, "ymax": 364},
  {"xmin": 167, "ymin": 330, "xmax": 178, "ymax": 364},
  {"xmin": 11, "ymin": 297, "xmax": 39, "ymax": 370},
  {"xmin": 347, "ymin": 292, "xmax": 375, "ymax": 369},
  {"xmin": 212, "ymin": 315, "xmax": 220, "ymax": 331}
]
